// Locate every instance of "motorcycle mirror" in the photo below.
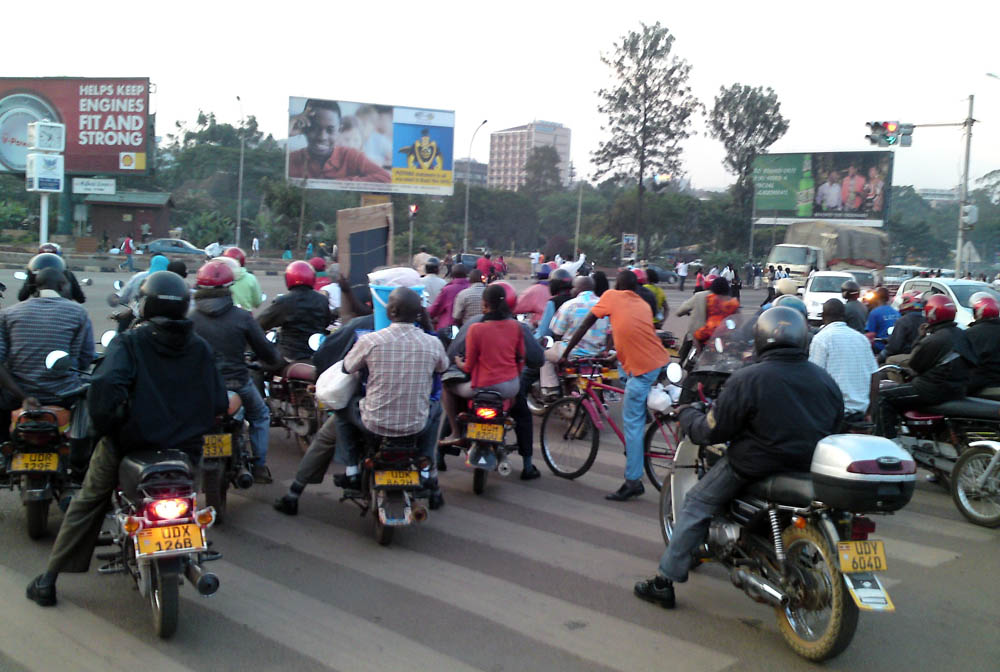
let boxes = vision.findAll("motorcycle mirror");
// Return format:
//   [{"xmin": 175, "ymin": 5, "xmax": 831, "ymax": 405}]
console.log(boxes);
[
  {"xmin": 308, "ymin": 333, "xmax": 324, "ymax": 351},
  {"xmin": 45, "ymin": 350, "xmax": 71, "ymax": 371},
  {"xmin": 100, "ymin": 330, "xmax": 117, "ymax": 348},
  {"xmin": 665, "ymin": 362, "xmax": 683, "ymax": 385},
  {"xmin": 113, "ymin": 280, "xmax": 124, "ymax": 291},
  {"xmin": 724, "ymin": 319, "xmax": 736, "ymax": 330},
  {"xmin": 81, "ymin": 278, "xmax": 93, "ymax": 286},
  {"xmin": 265, "ymin": 330, "xmax": 278, "ymax": 343},
  {"xmin": 107, "ymin": 293, "xmax": 120, "ymax": 307},
  {"xmin": 450, "ymin": 325, "xmax": 459, "ymax": 339},
  {"xmin": 715, "ymin": 337, "xmax": 725, "ymax": 353},
  {"xmin": 887, "ymin": 326, "xmax": 894, "ymax": 335},
  {"xmin": 13, "ymin": 271, "xmax": 27, "ymax": 280}
]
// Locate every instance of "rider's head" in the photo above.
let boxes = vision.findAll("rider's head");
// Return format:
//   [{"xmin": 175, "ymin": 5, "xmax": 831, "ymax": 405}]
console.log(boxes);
[
  {"xmin": 386, "ymin": 287, "xmax": 422, "ymax": 324},
  {"xmin": 481, "ymin": 284, "xmax": 509, "ymax": 316},
  {"xmin": 841, "ymin": 280, "xmax": 861, "ymax": 300},
  {"xmin": 138, "ymin": 271, "xmax": 190, "ymax": 320},
  {"xmin": 423, "ymin": 256, "xmax": 440, "ymax": 275},
  {"xmin": 571, "ymin": 275, "xmax": 594, "ymax": 298},
  {"xmin": 646, "ymin": 268, "xmax": 660, "ymax": 284},
  {"xmin": 536, "ymin": 265, "xmax": 551, "ymax": 280},
  {"xmin": 772, "ymin": 294, "xmax": 808, "ymax": 321},
  {"xmin": 970, "ymin": 292, "xmax": 1000, "ymax": 322},
  {"xmin": 489, "ymin": 280, "xmax": 518, "ymax": 312},
  {"xmin": 710, "ymin": 277, "xmax": 730, "ymax": 295},
  {"xmin": 549, "ymin": 268, "xmax": 573, "ymax": 295},
  {"xmin": 754, "ymin": 305, "xmax": 808, "ymax": 354},
  {"xmin": 774, "ymin": 278, "xmax": 798, "ymax": 297},
  {"xmin": 873, "ymin": 287, "xmax": 890, "ymax": 306},
  {"xmin": 284, "ymin": 260, "xmax": 316, "ymax": 289},
  {"xmin": 820, "ymin": 298, "xmax": 846, "ymax": 325},
  {"xmin": 898, "ymin": 290, "xmax": 924, "ymax": 313},
  {"xmin": 591, "ymin": 271, "xmax": 609, "ymax": 296},
  {"xmin": 33, "ymin": 266, "xmax": 66, "ymax": 294},
  {"xmin": 469, "ymin": 269, "xmax": 484, "ymax": 284},
  {"xmin": 615, "ymin": 270, "xmax": 638, "ymax": 292},
  {"xmin": 923, "ymin": 294, "xmax": 957, "ymax": 326},
  {"xmin": 451, "ymin": 263, "xmax": 468, "ymax": 279}
]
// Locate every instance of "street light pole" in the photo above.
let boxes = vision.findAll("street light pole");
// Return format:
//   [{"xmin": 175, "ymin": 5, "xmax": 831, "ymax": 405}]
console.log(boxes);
[
  {"xmin": 235, "ymin": 95, "xmax": 245, "ymax": 248},
  {"xmin": 463, "ymin": 119, "xmax": 487, "ymax": 254},
  {"xmin": 955, "ymin": 95, "xmax": 974, "ymax": 278}
]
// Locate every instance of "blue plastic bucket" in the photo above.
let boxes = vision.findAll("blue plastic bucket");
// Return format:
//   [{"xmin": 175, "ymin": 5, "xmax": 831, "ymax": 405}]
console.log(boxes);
[{"xmin": 370, "ymin": 284, "xmax": 424, "ymax": 330}]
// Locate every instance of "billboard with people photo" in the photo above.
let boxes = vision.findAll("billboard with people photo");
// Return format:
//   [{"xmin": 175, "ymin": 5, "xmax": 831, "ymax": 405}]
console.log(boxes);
[
  {"xmin": 752, "ymin": 151, "xmax": 893, "ymax": 227},
  {"xmin": 286, "ymin": 96, "xmax": 454, "ymax": 196}
]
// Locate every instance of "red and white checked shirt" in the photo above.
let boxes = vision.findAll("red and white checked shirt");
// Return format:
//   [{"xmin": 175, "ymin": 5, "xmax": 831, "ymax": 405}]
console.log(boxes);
[{"xmin": 344, "ymin": 323, "xmax": 449, "ymax": 436}]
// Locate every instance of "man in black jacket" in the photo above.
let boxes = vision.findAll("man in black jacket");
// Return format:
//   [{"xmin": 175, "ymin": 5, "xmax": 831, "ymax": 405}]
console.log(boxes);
[
  {"xmin": 190, "ymin": 260, "xmax": 283, "ymax": 483},
  {"xmin": 964, "ymin": 293, "xmax": 1000, "ymax": 395},
  {"xmin": 257, "ymin": 260, "xmax": 330, "ymax": 362},
  {"xmin": 634, "ymin": 307, "xmax": 843, "ymax": 609},
  {"xmin": 877, "ymin": 290, "xmax": 925, "ymax": 364},
  {"xmin": 877, "ymin": 295, "xmax": 977, "ymax": 439},
  {"xmin": 17, "ymin": 244, "xmax": 86, "ymax": 304},
  {"xmin": 27, "ymin": 271, "xmax": 227, "ymax": 607}
]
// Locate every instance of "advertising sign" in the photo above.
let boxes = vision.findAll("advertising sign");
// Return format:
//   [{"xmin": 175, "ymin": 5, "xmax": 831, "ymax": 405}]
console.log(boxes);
[
  {"xmin": 621, "ymin": 232, "xmax": 638, "ymax": 262},
  {"xmin": 25, "ymin": 153, "xmax": 64, "ymax": 192},
  {"xmin": 0, "ymin": 77, "xmax": 150, "ymax": 175},
  {"xmin": 286, "ymin": 96, "xmax": 454, "ymax": 196},
  {"xmin": 752, "ymin": 151, "xmax": 893, "ymax": 227},
  {"xmin": 72, "ymin": 177, "xmax": 116, "ymax": 195}
]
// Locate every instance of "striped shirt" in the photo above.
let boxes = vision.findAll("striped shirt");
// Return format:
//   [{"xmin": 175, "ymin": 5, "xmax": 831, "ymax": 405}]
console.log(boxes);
[
  {"xmin": 452, "ymin": 283, "xmax": 486, "ymax": 325},
  {"xmin": 0, "ymin": 292, "xmax": 95, "ymax": 402},
  {"xmin": 808, "ymin": 321, "xmax": 877, "ymax": 414},
  {"xmin": 345, "ymin": 322, "xmax": 449, "ymax": 436}
]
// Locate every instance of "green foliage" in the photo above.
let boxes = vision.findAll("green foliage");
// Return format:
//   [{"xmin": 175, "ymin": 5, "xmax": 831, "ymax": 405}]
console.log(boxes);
[
  {"xmin": 0, "ymin": 199, "xmax": 30, "ymax": 228},
  {"xmin": 184, "ymin": 210, "xmax": 233, "ymax": 248},
  {"xmin": 522, "ymin": 146, "xmax": 563, "ymax": 199}
]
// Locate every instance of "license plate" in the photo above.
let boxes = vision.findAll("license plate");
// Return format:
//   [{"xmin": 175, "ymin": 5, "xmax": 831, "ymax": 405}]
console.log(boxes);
[
  {"xmin": 373, "ymin": 470, "xmax": 420, "ymax": 487},
  {"xmin": 838, "ymin": 539, "xmax": 888, "ymax": 573},
  {"xmin": 602, "ymin": 369, "xmax": 619, "ymax": 379},
  {"xmin": 466, "ymin": 422, "xmax": 503, "ymax": 442},
  {"xmin": 136, "ymin": 524, "xmax": 205, "ymax": 556},
  {"xmin": 202, "ymin": 434, "xmax": 232, "ymax": 458},
  {"xmin": 10, "ymin": 452, "xmax": 59, "ymax": 472}
]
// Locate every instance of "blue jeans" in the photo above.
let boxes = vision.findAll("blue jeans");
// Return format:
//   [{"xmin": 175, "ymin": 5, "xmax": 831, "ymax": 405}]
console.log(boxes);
[
  {"xmin": 622, "ymin": 367, "xmax": 662, "ymax": 481},
  {"xmin": 119, "ymin": 253, "xmax": 135, "ymax": 271},
  {"xmin": 235, "ymin": 380, "xmax": 271, "ymax": 466},
  {"xmin": 658, "ymin": 456, "xmax": 747, "ymax": 582}
]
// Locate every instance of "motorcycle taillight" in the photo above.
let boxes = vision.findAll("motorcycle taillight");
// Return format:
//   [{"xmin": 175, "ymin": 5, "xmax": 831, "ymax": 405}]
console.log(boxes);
[
  {"xmin": 474, "ymin": 406, "xmax": 498, "ymax": 420},
  {"xmin": 147, "ymin": 497, "xmax": 192, "ymax": 521},
  {"xmin": 851, "ymin": 515, "xmax": 877, "ymax": 540}
]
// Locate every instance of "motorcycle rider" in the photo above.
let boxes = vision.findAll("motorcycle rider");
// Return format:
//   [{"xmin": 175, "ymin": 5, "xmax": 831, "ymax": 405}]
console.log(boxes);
[
  {"xmin": 221, "ymin": 247, "xmax": 264, "ymax": 310},
  {"xmin": 17, "ymin": 243, "xmax": 86, "ymax": 303},
  {"xmin": 809, "ymin": 299, "xmax": 878, "ymax": 427},
  {"xmin": 120, "ymin": 254, "xmax": 170, "ymax": 305},
  {"xmin": 421, "ymin": 256, "xmax": 447, "ymax": 305},
  {"xmin": 257, "ymin": 260, "xmax": 331, "ymax": 362},
  {"xmin": 428, "ymin": 263, "xmax": 469, "ymax": 331},
  {"xmin": 26, "ymin": 271, "xmax": 227, "ymax": 607},
  {"xmin": 190, "ymin": 260, "xmax": 284, "ymax": 483},
  {"xmin": 876, "ymin": 295, "xmax": 977, "ymax": 439},
  {"xmin": 864, "ymin": 287, "xmax": 899, "ymax": 354},
  {"xmin": 877, "ymin": 290, "xmax": 925, "ymax": 365},
  {"xmin": 634, "ymin": 306, "xmax": 843, "ymax": 608},
  {"xmin": 452, "ymin": 269, "xmax": 488, "ymax": 327},
  {"xmin": 539, "ymin": 275, "xmax": 610, "ymax": 398},
  {"xmin": 841, "ymin": 280, "xmax": 868, "ymax": 333},
  {"xmin": 514, "ymin": 265, "xmax": 551, "ymax": 326},
  {"xmin": 965, "ymin": 293, "xmax": 1000, "ymax": 396},
  {"xmin": 534, "ymin": 268, "xmax": 574, "ymax": 341}
]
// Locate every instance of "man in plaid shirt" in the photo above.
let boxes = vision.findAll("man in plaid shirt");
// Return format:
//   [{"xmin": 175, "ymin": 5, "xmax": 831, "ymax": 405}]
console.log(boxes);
[
  {"xmin": 452, "ymin": 269, "xmax": 487, "ymax": 326},
  {"xmin": 539, "ymin": 276, "xmax": 610, "ymax": 392}
]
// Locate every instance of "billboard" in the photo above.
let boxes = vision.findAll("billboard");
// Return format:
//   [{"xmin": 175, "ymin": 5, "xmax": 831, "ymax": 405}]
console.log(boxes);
[
  {"xmin": 0, "ymin": 77, "xmax": 151, "ymax": 175},
  {"xmin": 752, "ymin": 151, "xmax": 893, "ymax": 227},
  {"xmin": 286, "ymin": 96, "xmax": 454, "ymax": 196}
]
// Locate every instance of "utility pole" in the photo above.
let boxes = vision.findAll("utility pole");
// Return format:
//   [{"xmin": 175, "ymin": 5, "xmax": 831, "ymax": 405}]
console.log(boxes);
[
  {"xmin": 956, "ymin": 95, "xmax": 974, "ymax": 277},
  {"xmin": 573, "ymin": 181, "xmax": 583, "ymax": 257},
  {"xmin": 463, "ymin": 120, "xmax": 488, "ymax": 253},
  {"xmin": 236, "ymin": 96, "xmax": 245, "ymax": 248}
]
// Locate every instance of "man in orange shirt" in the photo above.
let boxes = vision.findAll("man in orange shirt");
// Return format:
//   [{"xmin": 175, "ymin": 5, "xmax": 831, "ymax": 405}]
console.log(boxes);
[
  {"xmin": 287, "ymin": 99, "xmax": 391, "ymax": 183},
  {"xmin": 840, "ymin": 164, "xmax": 866, "ymax": 212},
  {"xmin": 561, "ymin": 270, "xmax": 669, "ymax": 500}
]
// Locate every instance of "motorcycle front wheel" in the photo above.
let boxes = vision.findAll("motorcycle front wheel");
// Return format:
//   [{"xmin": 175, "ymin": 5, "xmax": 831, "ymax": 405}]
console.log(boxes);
[
  {"xmin": 951, "ymin": 445, "xmax": 1000, "ymax": 527},
  {"xmin": 150, "ymin": 559, "xmax": 180, "ymax": 639},
  {"xmin": 776, "ymin": 524, "xmax": 858, "ymax": 662}
]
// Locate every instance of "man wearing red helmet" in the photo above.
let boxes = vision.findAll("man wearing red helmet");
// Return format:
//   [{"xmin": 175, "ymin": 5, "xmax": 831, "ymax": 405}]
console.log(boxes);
[
  {"xmin": 190, "ymin": 260, "xmax": 283, "ymax": 482},
  {"xmin": 877, "ymin": 294, "xmax": 978, "ymax": 439},
  {"xmin": 257, "ymin": 261, "xmax": 331, "ymax": 362},
  {"xmin": 877, "ymin": 290, "xmax": 925, "ymax": 365},
  {"xmin": 222, "ymin": 247, "xmax": 264, "ymax": 311},
  {"xmin": 966, "ymin": 292, "xmax": 1000, "ymax": 396}
]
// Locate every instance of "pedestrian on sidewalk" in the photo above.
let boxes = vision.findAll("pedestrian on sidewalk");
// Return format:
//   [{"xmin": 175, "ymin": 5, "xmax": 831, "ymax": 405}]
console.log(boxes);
[{"xmin": 118, "ymin": 233, "xmax": 136, "ymax": 272}]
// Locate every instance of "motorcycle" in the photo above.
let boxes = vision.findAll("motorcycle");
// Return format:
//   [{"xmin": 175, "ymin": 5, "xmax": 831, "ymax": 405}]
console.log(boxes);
[
  {"xmin": 659, "ymin": 360, "xmax": 913, "ymax": 662},
  {"xmin": 261, "ymin": 331, "xmax": 326, "ymax": 454},
  {"xmin": 459, "ymin": 390, "xmax": 516, "ymax": 494},
  {"xmin": 341, "ymin": 434, "xmax": 430, "ymax": 546},
  {"xmin": 876, "ymin": 364, "xmax": 1000, "ymax": 527},
  {"xmin": 199, "ymin": 391, "xmax": 255, "ymax": 524}
]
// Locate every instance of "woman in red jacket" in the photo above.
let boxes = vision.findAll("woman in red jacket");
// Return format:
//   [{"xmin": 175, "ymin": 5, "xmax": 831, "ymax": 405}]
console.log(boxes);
[{"xmin": 440, "ymin": 284, "xmax": 524, "ymax": 446}]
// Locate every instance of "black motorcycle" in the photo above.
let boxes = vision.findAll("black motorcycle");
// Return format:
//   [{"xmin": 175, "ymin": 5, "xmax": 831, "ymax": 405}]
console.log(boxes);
[{"xmin": 200, "ymin": 391, "xmax": 255, "ymax": 524}]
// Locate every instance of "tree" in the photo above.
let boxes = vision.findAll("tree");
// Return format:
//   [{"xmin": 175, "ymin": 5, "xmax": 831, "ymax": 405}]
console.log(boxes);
[
  {"xmin": 707, "ymin": 84, "xmax": 789, "ymax": 239},
  {"xmin": 522, "ymin": 146, "xmax": 562, "ymax": 199},
  {"xmin": 593, "ymin": 22, "xmax": 701, "ymax": 241}
]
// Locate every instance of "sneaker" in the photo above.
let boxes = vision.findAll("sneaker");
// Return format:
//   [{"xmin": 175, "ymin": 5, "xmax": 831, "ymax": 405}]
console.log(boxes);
[
  {"xmin": 520, "ymin": 464, "xmax": 541, "ymax": 481},
  {"xmin": 634, "ymin": 576, "xmax": 675, "ymax": 608},
  {"xmin": 252, "ymin": 464, "xmax": 273, "ymax": 484},
  {"xmin": 26, "ymin": 575, "xmax": 57, "ymax": 607},
  {"xmin": 606, "ymin": 479, "xmax": 645, "ymax": 501},
  {"xmin": 429, "ymin": 490, "xmax": 445, "ymax": 510},
  {"xmin": 334, "ymin": 473, "xmax": 361, "ymax": 491},
  {"xmin": 273, "ymin": 495, "xmax": 298, "ymax": 516}
]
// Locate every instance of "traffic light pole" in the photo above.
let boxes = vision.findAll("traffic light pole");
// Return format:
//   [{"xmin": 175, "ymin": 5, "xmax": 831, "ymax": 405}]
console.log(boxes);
[{"xmin": 955, "ymin": 95, "xmax": 974, "ymax": 278}]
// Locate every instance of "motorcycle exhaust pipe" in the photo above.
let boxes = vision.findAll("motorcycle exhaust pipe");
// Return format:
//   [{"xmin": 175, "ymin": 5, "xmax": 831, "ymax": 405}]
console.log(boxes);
[
  {"xmin": 411, "ymin": 505, "xmax": 428, "ymax": 523},
  {"xmin": 233, "ymin": 465, "xmax": 254, "ymax": 490},
  {"xmin": 730, "ymin": 568, "xmax": 788, "ymax": 608},
  {"xmin": 497, "ymin": 460, "xmax": 512, "ymax": 477},
  {"xmin": 185, "ymin": 561, "xmax": 220, "ymax": 596}
]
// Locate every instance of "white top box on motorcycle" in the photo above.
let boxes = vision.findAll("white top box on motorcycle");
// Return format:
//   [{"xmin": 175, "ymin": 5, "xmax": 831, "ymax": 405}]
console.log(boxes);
[{"xmin": 810, "ymin": 434, "xmax": 916, "ymax": 513}]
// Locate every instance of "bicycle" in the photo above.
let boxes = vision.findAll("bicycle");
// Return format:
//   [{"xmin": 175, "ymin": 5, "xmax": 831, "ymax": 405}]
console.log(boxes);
[{"xmin": 539, "ymin": 356, "xmax": 680, "ymax": 490}]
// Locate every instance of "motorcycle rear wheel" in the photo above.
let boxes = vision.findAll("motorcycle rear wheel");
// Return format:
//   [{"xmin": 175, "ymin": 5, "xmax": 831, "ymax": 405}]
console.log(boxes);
[
  {"xmin": 776, "ymin": 524, "xmax": 858, "ymax": 662},
  {"xmin": 150, "ymin": 559, "xmax": 180, "ymax": 639},
  {"xmin": 370, "ymin": 472, "xmax": 394, "ymax": 546},
  {"xmin": 473, "ymin": 467, "xmax": 487, "ymax": 495},
  {"xmin": 25, "ymin": 498, "xmax": 51, "ymax": 540},
  {"xmin": 951, "ymin": 445, "xmax": 1000, "ymax": 527},
  {"xmin": 202, "ymin": 464, "xmax": 228, "ymax": 525}
]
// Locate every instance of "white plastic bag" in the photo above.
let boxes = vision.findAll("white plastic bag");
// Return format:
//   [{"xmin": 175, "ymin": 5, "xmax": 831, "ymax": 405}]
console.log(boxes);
[
  {"xmin": 368, "ymin": 266, "xmax": 421, "ymax": 287},
  {"xmin": 315, "ymin": 360, "xmax": 359, "ymax": 410},
  {"xmin": 646, "ymin": 384, "xmax": 671, "ymax": 413}
]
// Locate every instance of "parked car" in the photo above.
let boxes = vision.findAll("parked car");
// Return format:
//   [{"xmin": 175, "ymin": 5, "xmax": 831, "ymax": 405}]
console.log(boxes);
[
  {"xmin": 644, "ymin": 264, "xmax": 679, "ymax": 285},
  {"xmin": 142, "ymin": 238, "xmax": 210, "ymax": 259},
  {"xmin": 890, "ymin": 277, "xmax": 1000, "ymax": 328},
  {"xmin": 799, "ymin": 271, "xmax": 855, "ymax": 324}
]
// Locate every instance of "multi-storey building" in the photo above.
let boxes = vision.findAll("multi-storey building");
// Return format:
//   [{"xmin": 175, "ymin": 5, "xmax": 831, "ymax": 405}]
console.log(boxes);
[{"xmin": 487, "ymin": 121, "xmax": 571, "ymax": 191}]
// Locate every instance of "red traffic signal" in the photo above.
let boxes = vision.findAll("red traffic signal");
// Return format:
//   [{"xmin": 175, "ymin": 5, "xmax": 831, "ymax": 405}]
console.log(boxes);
[
  {"xmin": 884, "ymin": 122, "xmax": 898, "ymax": 133},
  {"xmin": 408, "ymin": 204, "xmax": 419, "ymax": 216}
]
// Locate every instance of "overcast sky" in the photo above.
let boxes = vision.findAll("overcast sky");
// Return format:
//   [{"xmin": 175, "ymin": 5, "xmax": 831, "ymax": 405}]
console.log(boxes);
[{"xmin": 9, "ymin": 1, "xmax": 1000, "ymax": 191}]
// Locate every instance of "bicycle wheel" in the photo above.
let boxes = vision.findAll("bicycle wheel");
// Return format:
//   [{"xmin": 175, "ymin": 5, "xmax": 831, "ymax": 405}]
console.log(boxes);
[
  {"xmin": 540, "ymin": 397, "xmax": 600, "ymax": 479},
  {"xmin": 643, "ymin": 416, "xmax": 680, "ymax": 491}
]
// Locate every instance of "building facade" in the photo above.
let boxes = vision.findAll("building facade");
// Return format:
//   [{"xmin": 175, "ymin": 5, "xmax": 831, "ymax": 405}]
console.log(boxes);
[
  {"xmin": 487, "ymin": 121, "xmax": 571, "ymax": 191},
  {"xmin": 453, "ymin": 158, "xmax": 489, "ymax": 188}
]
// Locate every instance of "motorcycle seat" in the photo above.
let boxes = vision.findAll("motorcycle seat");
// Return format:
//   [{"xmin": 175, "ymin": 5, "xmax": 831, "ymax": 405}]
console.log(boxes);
[
  {"xmin": 10, "ymin": 406, "xmax": 72, "ymax": 433},
  {"xmin": 904, "ymin": 410, "xmax": 944, "ymax": 422},
  {"xmin": 972, "ymin": 387, "xmax": 1000, "ymax": 402},
  {"xmin": 118, "ymin": 449, "xmax": 193, "ymax": 500},
  {"xmin": 284, "ymin": 362, "xmax": 317, "ymax": 382},
  {"xmin": 743, "ymin": 472, "xmax": 815, "ymax": 507},
  {"xmin": 918, "ymin": 397, "xmax": 1000, "ymax": 421}
]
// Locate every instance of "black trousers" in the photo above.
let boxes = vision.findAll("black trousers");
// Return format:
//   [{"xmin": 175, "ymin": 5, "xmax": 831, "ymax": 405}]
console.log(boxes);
[
  {"xmin": 877, "ymin": 383, "xmax": 924, "ymax": 439},
  {"xmin": 511, "ymin": 371, "xmax": 536, "ymax": 459}
]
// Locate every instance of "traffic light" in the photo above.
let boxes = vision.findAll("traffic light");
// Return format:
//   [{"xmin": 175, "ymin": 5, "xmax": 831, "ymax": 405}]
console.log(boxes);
[
  {"xmin": 899, "ymin": 123, "xmax": 915, "ymax": 147},
  {"xmin": 883, "ymin": 121, "xmax": 900, "ymax": 146},
  {"xmin": 961, "ymin": 204, "xmax": 979, "ymax": 230},
  {"xmin": 865, "ymin": 121, "xmax": 901, "ymax": 147},
  {"xmin": 408, "ymin": 204, "xmax": 419, "ymax": 218}
]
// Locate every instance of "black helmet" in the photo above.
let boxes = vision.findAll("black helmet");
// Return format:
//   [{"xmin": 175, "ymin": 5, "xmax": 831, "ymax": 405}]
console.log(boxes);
[
  {"xmin": 754, "ymin": 305, "xmax": 807, "ymax": 354},
  {"xmin": 549, "ymin": 268, "xmax": 573, "ymax": 295},
  {"xmin": 424, "ymin": 256, "xmax": 440, "ymax": 274},
  {"xmin": 771, "ymin": 294, "xmax": 808, "ymax": 320},
  {"xmin": 28, "ymin": 252, "xmax": 66, "ymax": 274},
  {"xmin": 840, "ymin": 280, "xmax": 861, "ymax": 299},
  {"xmin": 138, "ymin": 271, "xmax": 190, "ymax": 320}
]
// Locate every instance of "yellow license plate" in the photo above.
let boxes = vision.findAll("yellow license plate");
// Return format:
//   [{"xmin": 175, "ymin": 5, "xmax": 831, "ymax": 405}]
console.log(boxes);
[
  {"xmin": 202, "ymin": 434, "xmax": 232, "ymax": 458},
  {"xmin": 466, "ymin": 422, "xmax": 503, "ymax": 442},
  {"xmin": 838, "ymin": 539, "xmax": 888, "ymax": 573},
  {"xmin": 10, "ymin": 452, "xmax": 59, "ymax": 472},
  {"xmin": 136, "ymin": 524, "xmax": 205, "ymax": 556},
  {"xmin": 602, "ymin": 369, "xmax": 619, "ymax": 379},
  {"xmin": 373, "ymin": 470, "xmax": 420, "ymax": 487}
]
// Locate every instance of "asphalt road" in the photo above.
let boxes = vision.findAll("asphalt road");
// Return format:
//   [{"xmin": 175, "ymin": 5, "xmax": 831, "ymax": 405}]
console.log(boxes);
[{"xmin": 1, "ymin": 272, "xmax": 998, "ymax": 671}]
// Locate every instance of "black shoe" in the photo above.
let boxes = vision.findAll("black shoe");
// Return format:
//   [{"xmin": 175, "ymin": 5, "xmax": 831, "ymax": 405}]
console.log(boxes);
[
  {"xmin": 634, "ymin": 576, "xmax": 675, "ymax": 608},
  {"xmin": 26, "ymin": 575, "xmax": 57, "ymax": 607},
  {"xmin": 429, "ymin": 490, "xmax": 445, "ymax": 510},
  {"xmin": 334, "ymin": 473, "xmax": 361, "ymax": 491},
  {"xmin": 520, "ymin": 464, "xmax": 541, "ymax": 481},
  {"xmin": 437, "ymin": 454, "xmax": 448, "ymax": 472},
  {"xmin": 606, "ymin": 479, "xmax": 645, "ymax": 501},
  {"xmin": 252, "ymin": 464, "xmax": 273, "ymax": 484},
  {"xmin": 273, "ymin": 495, "xmax": 298, "ymax": 516}
]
